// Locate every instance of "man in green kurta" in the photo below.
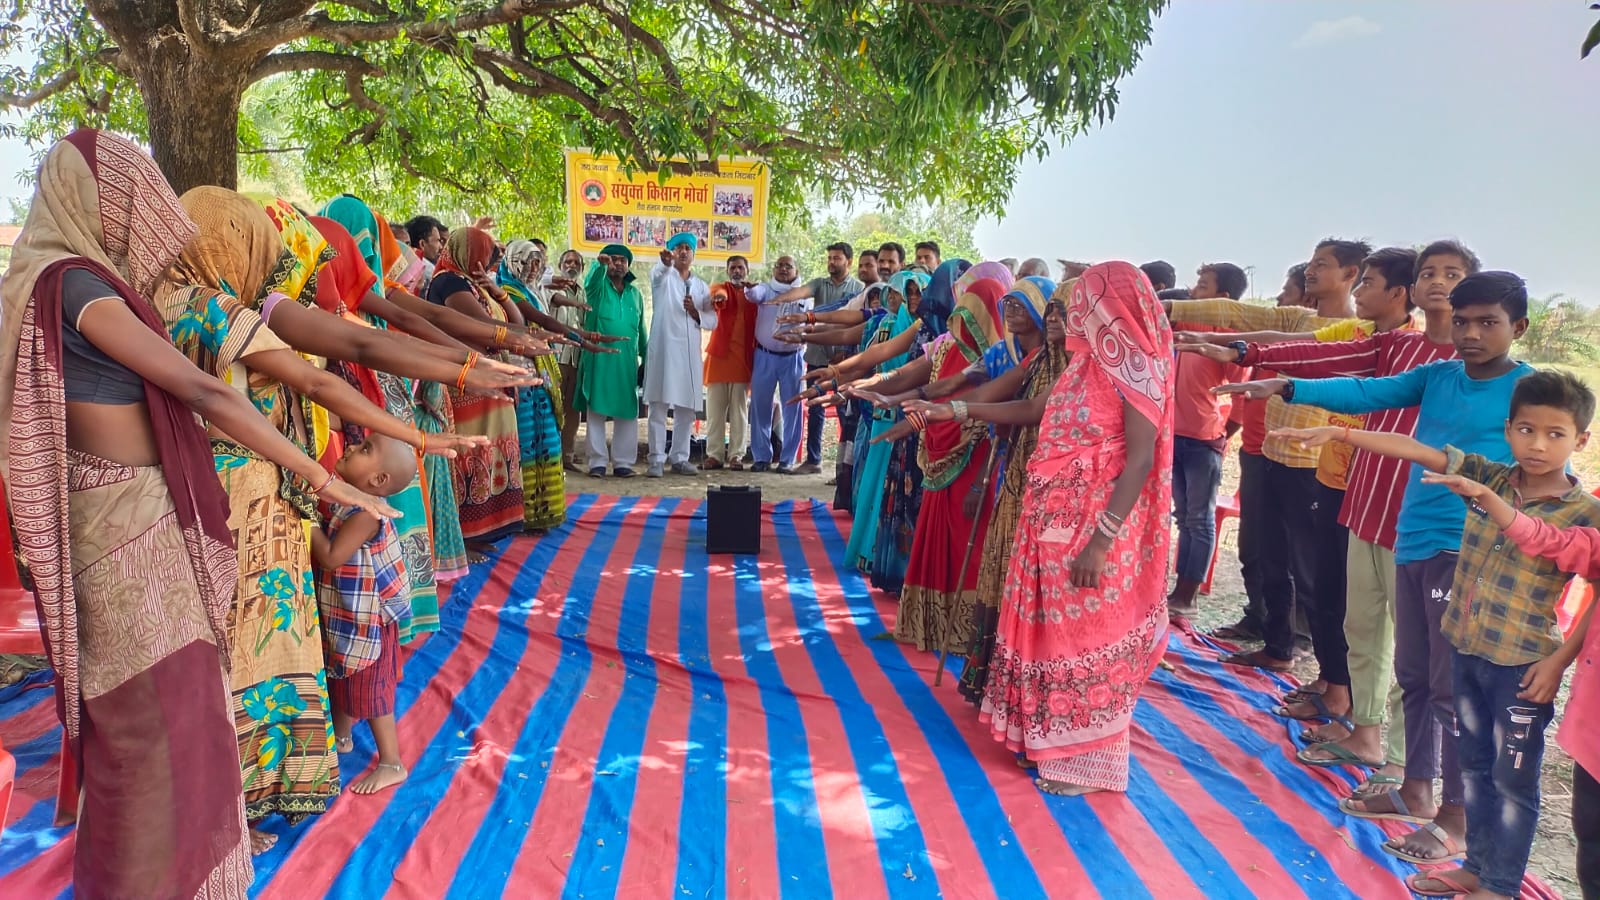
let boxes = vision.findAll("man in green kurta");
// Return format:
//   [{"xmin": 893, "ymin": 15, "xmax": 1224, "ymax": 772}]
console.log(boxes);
[{"xmin": 575, "ymin": 243, "xmax": 647, "ymax": 477}]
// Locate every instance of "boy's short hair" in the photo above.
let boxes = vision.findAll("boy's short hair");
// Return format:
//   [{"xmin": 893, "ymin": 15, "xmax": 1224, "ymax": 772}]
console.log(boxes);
[
  {"xmin": 1316, "ymin": 238, "xmax": 1375, "ymax": 269},
  {"xmin": 1509, "ymin": 369, "xmax": 1597, "ymax": 432},
  {"xmin": 1450, "ymin": 270, "xmax": 1529, "ymax": 321},
  {"xmin": 859, "ymin": 249, "xmax": 878, "ymax": 261},
  {"xmin": 1415, "ymin": 239, "xmax": 1483, "ymax": 279},
  {"xmin": 1286, "ymin": 262, "xmax": 1307, "ymax": 292},
  {"xmin": 1200, "ymin": 262, "xmax": 1249, "ymax": 300},
  {"xmin": 1139, "ymin": 260, "xmax": 1176, "ymax": 290},
  {"xmin": 1157, "ymin": 287, "xmax": 1192, "ymax": 300},
  {"xmin": 1363, "ymin": 247, "xmax": 1420, "ymax": 308},
  {"xmin": 406, "ymin": 215, "xmax": 443, "ymax": 248},
  {"xmin": 825, "ymin": 241, "xmax": 854, "ymax": 260}
]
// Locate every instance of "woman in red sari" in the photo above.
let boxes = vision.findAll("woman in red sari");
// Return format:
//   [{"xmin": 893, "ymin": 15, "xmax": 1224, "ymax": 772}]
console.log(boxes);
[
  {"xmin": 892, "ymin": 276, "xmax": 1009, "ymax": 653},
  {"xmin": 979, "ymin": 262, "xmax": 1174, "ymax": 796}
]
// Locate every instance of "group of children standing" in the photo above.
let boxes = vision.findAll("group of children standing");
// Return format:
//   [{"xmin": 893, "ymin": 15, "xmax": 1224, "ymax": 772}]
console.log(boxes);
[{"xmin": 1153, "ymin": 239, "xmax": 1595, "ymax": 899}]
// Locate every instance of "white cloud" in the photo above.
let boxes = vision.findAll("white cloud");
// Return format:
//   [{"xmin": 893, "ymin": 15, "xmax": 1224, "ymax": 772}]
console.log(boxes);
[{"xmin": 1292, "ymin": 15, "xmax": 1382, "ymax": 48}]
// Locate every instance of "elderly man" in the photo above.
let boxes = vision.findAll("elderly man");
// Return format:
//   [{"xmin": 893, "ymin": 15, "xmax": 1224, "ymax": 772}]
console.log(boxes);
[
  {"xmin": 577, "ymin": 244, "xmax": 647, "ymax": 478},
  {"xmin": 745, "ymin": 255, "xmax": 807, "ymax": 473},
  {"xmin": 643, "ymin": 231, "xmax": 716, "ymax": 477}
]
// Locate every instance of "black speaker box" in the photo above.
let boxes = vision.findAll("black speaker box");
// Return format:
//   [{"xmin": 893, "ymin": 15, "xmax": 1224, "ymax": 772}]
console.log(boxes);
[{"xmin": 706, "ymin": 484, "xmax": 762, "ymax": 555}]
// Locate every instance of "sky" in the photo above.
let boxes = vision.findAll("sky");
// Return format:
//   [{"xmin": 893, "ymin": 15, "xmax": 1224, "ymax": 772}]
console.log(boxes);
[
  {"xmin": 973, "ymin": 1, "xmax": 1600, "ymax": 302},
  {"xmin": 1, "ymin": 2, "xmax": 1596, "ymax": 300}
]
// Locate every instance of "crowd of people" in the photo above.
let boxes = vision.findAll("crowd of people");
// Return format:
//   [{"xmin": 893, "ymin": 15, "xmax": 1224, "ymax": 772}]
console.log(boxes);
[{"xmin": 0, "ymin": 128, "xmax": 1594, "ymax": 900}]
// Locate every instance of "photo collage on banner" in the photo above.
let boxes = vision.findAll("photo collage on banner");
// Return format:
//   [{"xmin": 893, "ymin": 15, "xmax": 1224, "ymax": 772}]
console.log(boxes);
[{"xmin": 564, "ymin": 149, "xmax": 770, "ymax": 263}]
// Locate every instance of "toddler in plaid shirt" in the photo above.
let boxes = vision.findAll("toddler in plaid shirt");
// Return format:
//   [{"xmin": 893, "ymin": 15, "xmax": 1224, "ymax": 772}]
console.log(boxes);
[
  {"xmin": 1277, "ymin": 369, "xmax": 1598, "ymax": 899},
  {"xmin": 311, "ymin": 433, "xmax": 419, "ymax": 796}
]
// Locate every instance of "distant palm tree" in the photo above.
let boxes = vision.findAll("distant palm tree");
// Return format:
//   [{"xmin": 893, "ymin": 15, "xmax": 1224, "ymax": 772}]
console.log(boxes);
[{"xmin": 1516, "ymin": 294, "xmax": 1600, "ymax": 363}]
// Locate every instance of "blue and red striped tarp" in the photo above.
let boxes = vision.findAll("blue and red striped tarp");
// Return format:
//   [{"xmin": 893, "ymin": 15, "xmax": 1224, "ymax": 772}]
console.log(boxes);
[{"xmin": 0, "ymin": 496, "xmax": 1561, "ymax": 898}]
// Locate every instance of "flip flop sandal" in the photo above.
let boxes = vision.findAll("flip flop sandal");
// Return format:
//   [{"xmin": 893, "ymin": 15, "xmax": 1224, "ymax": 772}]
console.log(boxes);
[
  {"xmin": 1276, "ymin": 693, "xmax": 1343, "ymax": 722},
  {"xmin": 1382, "ymin": 823, "xmax": 1466, "ymax": 865},
  {"xmin": 1338, "ymin": 789, "xmax": 1432, "ymax": 824},
  {"xmin": 1296, "ymin": 741, "xmax": 1383, "ymax": 769},
  {"xmin": 1404, "ymin": 872, "xmax": 1473, "ymax": 897},
  {"xmin": 1298, "ymin": 716, "xmax": 1355, "ymax": 743},
  {"xmin": 1348, "ymin": 773, "xmax": 1405, "ymax": 801},
  {"xmin": 1281, "ymin": 685, "xmax": 1327, "ymax": 704}
]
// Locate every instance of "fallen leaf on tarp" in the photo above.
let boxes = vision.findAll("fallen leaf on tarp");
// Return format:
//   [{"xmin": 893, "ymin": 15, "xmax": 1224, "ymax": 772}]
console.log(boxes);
[{"xmin": 903, "ymin": 864, "xmax": 916, "ymax": 881}]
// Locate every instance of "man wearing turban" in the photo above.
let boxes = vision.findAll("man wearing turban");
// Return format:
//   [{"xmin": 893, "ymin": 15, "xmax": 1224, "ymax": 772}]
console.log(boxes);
[{"xmin": 574, "ymin": 243, "xmax": 648, "ymax": 477}]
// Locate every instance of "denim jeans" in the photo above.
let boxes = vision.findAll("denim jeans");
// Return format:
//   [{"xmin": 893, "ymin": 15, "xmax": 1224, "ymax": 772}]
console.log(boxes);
[
  {"xmin": 1453, "ymin": 650, "xmax": 1555, "ymax": 897},
  {"xmin": 805, "ymin": 362, "xmax": 827, "ymax": 464},
  {"xmin": 1576, "ymin": 759, "xmax": 1600, "ymax": 900},
  {"xmin": 1171, "ymin": 436, "xmax": 1223, "ymax": 582}
]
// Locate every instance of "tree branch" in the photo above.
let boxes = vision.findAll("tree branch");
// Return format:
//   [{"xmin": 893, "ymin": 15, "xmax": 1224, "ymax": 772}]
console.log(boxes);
[
  {"xmin": 244, "ymin": 0, "xmax": 587, "ymax": 53},
  {"xmin": 0, "ymin": 47, "xmax": 125, "ymax": 109},
  {"xmin": 249, "ymin": 48, "xmax": 382, "ymax": 82}
]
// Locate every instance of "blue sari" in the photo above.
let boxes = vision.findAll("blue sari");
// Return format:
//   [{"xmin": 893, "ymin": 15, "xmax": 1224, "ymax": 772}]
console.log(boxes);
[{"xmin": 843, "ymin": 308, "xmax": 907, "ymax": 573}]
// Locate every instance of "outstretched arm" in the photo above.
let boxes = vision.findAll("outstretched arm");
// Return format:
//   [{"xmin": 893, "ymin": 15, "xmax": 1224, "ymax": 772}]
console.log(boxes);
[{"xmin": 1269, "ymin": 425, "xmax": 1447, "ymax": 472}]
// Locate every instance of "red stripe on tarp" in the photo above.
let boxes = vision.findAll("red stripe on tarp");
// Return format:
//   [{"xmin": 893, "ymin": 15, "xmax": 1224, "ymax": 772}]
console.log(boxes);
[
  {"xmin": 503, "ymin": 497, "xmax": 665, "ymax": 891},
  {"xmin": 613, "ymin": 501, "xmax": 695, "ymax": 895},
  {"xmin": 749, "ymin": 510, "xmax": 891, "ymax": 900},
  {"xmin": 788, "ymin": 507, "xmax": 1001, "ymax": 900},
  {"xmin": 0, "ymin": 830, "xmax": 72, "ymax": 896},
  {"xmin": 258, "ymin": 536, "xmax": 546, "ymax": 900},
  {"xmin": 380, "ymin": 499, "xmax": 643, "ymax": 898}
]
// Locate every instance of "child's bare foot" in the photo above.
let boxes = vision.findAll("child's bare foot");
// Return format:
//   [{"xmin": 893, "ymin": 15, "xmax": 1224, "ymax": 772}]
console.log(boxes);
[
  {"xmin": 351, "ymin": 762, "xmax": 408, "ymax": 795},
  {"xmin": 249, "ymin": 828, "xmax": 278, "ymax": 854},
  {"xmin": 1036, "ymin": 779, "xmax": 1104, "ymax": 797}
]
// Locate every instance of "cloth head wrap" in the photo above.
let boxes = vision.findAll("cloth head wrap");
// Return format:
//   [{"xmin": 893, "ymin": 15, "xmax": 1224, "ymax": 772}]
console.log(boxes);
[
  {"xmin": 600, "ymin": 243, "xmax": 633, "ymax": 264},
  {"xmin": 665, "ymin": 232, "xmax": 697, "ymax": 252}
]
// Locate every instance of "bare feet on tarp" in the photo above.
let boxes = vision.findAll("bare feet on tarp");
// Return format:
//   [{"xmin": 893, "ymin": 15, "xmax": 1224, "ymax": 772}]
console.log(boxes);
[
  {"xmin": 249, "ymin": 828, "xmax": 278, "ymax": 854},
  {"xmin": 1036, "ymin": 779, "xmax": 1105, "ymax": 797},
  {"xmin": 351, "ymin": 762, "xmax": 408, "ymax": 795}
]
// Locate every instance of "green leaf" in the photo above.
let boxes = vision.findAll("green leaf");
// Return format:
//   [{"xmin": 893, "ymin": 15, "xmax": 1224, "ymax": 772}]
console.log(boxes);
[{"xmin": 1584, "ymin": 18, "xmax": 1600, "ymax": 58}]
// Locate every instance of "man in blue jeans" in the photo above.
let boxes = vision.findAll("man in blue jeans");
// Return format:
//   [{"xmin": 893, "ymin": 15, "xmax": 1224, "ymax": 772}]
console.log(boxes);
[{"xmin": 1166, "ymin": 263, "xmax": 1252, "ymax": 617}]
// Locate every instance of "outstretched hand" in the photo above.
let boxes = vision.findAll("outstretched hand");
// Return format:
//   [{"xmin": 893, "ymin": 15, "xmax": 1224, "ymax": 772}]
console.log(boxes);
[
  {"xmin": 420, "ymin": 432, "xmax": 489, "ymax": 458},
  {"xmin": 1419, "ymin": 471, "xmax": 1494, "ymax": 501},
  {"xmin": 1213, "ymin": 378, "xmax": 1288, "ymax": 400},
  {"xmin": 1176, "ymin": 342, "xmax": 1236, "ymax": 363},
  {"xmin": 899, "ymin": 399, "xmax": 955, "ymax": 423},
  {"xmin": 1268, "ymin": 426, "xmax": 1341, "ymax": 449},
  {"xmin": 322, "ymin": 480, "xmax": 402, "ymax": 520},
  {"xmin": 870, "ymin": 419, "xmax": 916, "ymax": 445},
  {"xmin": 1172, "ymin": 330, "xmax": 1227, "ymax": 346}
]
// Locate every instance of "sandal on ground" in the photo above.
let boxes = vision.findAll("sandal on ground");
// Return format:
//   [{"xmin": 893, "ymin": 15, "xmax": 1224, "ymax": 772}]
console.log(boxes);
[
  {"xmin": 1296, "ymin": 741, "xmax": 1382, "ymax": 769},
  {"xmin": 1382, "ymin": 822, "xmax": 1465, "ymax": 865},
  {"xmin": 701, "ymin": 457, "xmax": 724, "ymax": 470},
  {"xmin": 1275, "ymin": 692, "xmax": 1346, "ymax": 722},
  {"xmin": 1404, "ymin": 872, "xmax": 1474, "ymax": 897},
  {"xmin": 1338, "ymin": 789, "xmax": 1432, "ymax": 824},
  {"xmin": 727, "ymin": 460, "xmax": 744, "ymax": 471},
  {"xmin": 1210, "ymin": 622, "xmax": 1263, "ymax": 641},
  {"xmin": 1222, "ymin": 649, "xmax": 1293, "ymax": 672},
  {"xmin": 1298, "ymin": 718, "xmax": 1354, "ymax": 743},
  {"xmin": 1280, "ymin": 685, "xmax": 1326, "ymax": 704},
  {"xmin": 1347, "ymin": 772, "xmax": 1404, "ymax": 801}
]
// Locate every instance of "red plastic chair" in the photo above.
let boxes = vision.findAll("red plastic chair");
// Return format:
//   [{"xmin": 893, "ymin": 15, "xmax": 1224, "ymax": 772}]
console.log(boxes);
[
  {"xmin": 0, "ymin": 735, "xmax": 13, "ymax": 834},
  {"xmin": 0, "ymin": 475, "xmax": 42, "ymax": 656},
  {"xmin": 1201, "ymin": 491, "xmax": 1242, "ymax": 596}
]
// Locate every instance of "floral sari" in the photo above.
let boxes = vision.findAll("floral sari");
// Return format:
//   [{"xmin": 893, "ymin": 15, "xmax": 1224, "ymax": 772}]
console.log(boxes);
[
  {"xmin": 164, "ymin": 187, "xmax": 341, "ymax": 822},
  {"xmin": 980, "ymin": 262, "xmax": 1174, "ymax": 792}
]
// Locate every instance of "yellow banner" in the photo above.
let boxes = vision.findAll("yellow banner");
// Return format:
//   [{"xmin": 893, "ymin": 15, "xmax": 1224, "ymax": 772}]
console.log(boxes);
[{"xmin": 564, "ymin": 149, "xmax": 769, "ymax": 264}]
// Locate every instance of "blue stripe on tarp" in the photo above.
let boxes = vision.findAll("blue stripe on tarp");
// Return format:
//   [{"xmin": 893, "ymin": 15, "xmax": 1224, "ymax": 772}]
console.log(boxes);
[
  {"xmin": 731, "ymin": 501, "xmax": 831, "ymax": 899},
  {"xmin": 802, "ymin": 502, "xmax": 1055, "ymax": 900},
  {"xmin": 770, "ymin": 502, "xmax": 937, "ymax": 897},
  {"xmin": 437, "ymin": 497, "xmax": 639, "ymax": 898},
  {"xmin": 1150, "ymin": 642, "xmax": 1414, "ymax": 878},
  {"xmin": 0, "ymin": 669, "xmax": 54, "ymax": 709},
  {"xmin": 674, "ymin": 506, "xmax": 728, "ymax": 899},
  {"xmin": 338, "ymin": 496, "xmax": 620, "ymax": 899},
  {"xmin": 562, "ymin": 497, "xmax": 685, "ymax": 898}
]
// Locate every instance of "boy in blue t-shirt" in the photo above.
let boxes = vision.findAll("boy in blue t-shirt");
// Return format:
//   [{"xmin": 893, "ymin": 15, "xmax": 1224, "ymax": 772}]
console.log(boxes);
[{"xmin": 1224, "ymin": 271, "xmax": 1532, "ymax": 866}]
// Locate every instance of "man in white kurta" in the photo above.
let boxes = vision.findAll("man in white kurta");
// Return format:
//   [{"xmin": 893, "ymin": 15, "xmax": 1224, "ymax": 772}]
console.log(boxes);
[{"xmin": 643, "ymin": 231, "xmax": 716, "ymax": 476}]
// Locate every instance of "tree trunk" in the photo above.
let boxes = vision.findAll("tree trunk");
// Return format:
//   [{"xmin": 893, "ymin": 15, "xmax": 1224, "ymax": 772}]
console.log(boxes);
[{"xmin": 134, "ymin": 52, "xmax": 249, "ymax": 194}]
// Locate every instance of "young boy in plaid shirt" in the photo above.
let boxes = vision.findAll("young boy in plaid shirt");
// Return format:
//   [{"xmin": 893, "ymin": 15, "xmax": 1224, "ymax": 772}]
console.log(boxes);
[
  {"xmin": 1276, "ymin": 369, "xmax": 1599, "ymax": 899},
  {"xmin": 312, "ymin": 433, "xmax": 419, "ymax": 795}
]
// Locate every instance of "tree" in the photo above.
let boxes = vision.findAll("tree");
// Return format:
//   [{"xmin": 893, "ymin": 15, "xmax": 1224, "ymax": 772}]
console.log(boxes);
[
  {"xmin": 1516, "ymin": 294, "xmax": 1600, "ymax": 364},
  {"xmin": 0, "ymin": 1, "xmax": 1163, "ymax": 232},
  {"xmin": 767, "ymin": 198, "xmax": 983, "ymax": 280}
]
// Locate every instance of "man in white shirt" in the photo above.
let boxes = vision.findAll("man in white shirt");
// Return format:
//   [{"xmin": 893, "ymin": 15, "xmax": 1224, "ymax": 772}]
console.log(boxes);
[
  {"xmin": 744, "ymin": 255, "xmax": 807, "ymax": 473},
  {"xmin": 642, "ymin": 231, "xmax": 716, "ymax": 477}
]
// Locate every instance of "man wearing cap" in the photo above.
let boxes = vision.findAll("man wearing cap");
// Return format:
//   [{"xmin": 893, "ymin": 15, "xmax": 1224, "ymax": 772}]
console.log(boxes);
[
  {"xmin": 576, "ymin": 244, "xmax": 648, "ymax": 477},
  {"xmin": 643, "ymin": 232, "xmax": 716, "ymax": 477}
]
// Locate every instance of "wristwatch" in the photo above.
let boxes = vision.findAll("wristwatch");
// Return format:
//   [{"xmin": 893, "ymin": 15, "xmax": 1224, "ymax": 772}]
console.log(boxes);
[
  {"xmin": 1226, "ymin": 340, "xmax": 1248, "ymax": 364},
  {"xmin": 1281, "ymin": 380, "xmax": 1295, "ymax": 401}
]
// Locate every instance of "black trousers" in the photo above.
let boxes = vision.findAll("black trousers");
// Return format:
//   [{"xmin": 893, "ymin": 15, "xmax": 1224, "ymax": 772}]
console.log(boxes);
[
  {"xmin": 1236, "ymin": 451, "xmax": 1271, "ymax": 630},
  {"xmin": 1260, "ymin": 460, "xmax": 1320, "ymax": 660},
  {"xmin": 1578, "ymin": 759, "xmax": 1600, "ymax": 900},
  {"xmin": 1310, "ymin": 482, "xmax": 1350, "ymax": 685}
]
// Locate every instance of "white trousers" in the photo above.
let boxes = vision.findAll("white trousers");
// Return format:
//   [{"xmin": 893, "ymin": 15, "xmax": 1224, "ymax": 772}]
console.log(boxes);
[
  {"xmin": 704, "ymin": 382, "xmax": 748, "ymax": 463},
  {"xmin": 586, "ymin": 413, "xmax": 639, "ymax": 470},
  {"xmin": 647, "ymin": 402, "xmax": 697, "ymax": 465}
]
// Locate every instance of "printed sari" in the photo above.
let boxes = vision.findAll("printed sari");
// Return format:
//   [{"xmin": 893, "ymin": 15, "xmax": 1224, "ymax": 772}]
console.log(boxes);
[
  {"xmin": 498, "ymin": 240, "xmax": 567, "ymax": 531},
  {"xmin": 164, "ymin": 187, "xmax": 341, "ymax": 822},
  {"xmin": 0, "ymin": 130, "xmax": 252, "ymax": 897},
  {"xmin": 980, "ymin": 262, "xmax": 1174, "ymax": 792},
  {"xmin": 430, "ymin": 227, "xmax": 524, "ymax": 543},
  {"xmin": 895, "ymin": 273, "xmax": 1011, "ymax": 653}
]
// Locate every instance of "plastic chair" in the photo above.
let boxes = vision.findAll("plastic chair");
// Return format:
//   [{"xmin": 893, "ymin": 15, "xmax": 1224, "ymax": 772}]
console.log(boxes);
[
  {"xmin": 1201, "ymin": 491, "xmax": 1242, "ymax": 596},
  {"xmin": 0, "ymin": 475, "xmax": 42, "ymax": 656},
  {"xmin": 0, "ymin": 735, "xmax": 13, "ymax": 835}
]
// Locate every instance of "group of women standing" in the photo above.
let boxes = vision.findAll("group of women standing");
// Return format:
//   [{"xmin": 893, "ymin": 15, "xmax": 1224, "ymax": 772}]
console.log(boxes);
[
  {"xmin": 0, "ymin": 130, "xmax": 597, "ymax": 897},
  {"xmin": 791, "ymin": 256, "xmax": 1179, "ymax": 797}
]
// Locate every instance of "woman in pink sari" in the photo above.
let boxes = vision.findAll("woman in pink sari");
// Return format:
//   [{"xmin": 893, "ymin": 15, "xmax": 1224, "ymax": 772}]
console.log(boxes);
[{"xmin": 980, "ymin": 261, "xmax": 1175, "ymax": 796}]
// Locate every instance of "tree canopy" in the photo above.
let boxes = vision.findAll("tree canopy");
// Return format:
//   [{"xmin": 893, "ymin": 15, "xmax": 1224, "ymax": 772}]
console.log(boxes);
[{"xmin": 1, "ymin": 1, "xmax": 1163, "ymax": 233}]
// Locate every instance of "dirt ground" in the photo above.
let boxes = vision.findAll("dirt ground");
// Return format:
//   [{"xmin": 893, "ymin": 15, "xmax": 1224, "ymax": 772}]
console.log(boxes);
[{"xmin": 575, "ymin": 421, "xmax": 1583, "ymax": 896}]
